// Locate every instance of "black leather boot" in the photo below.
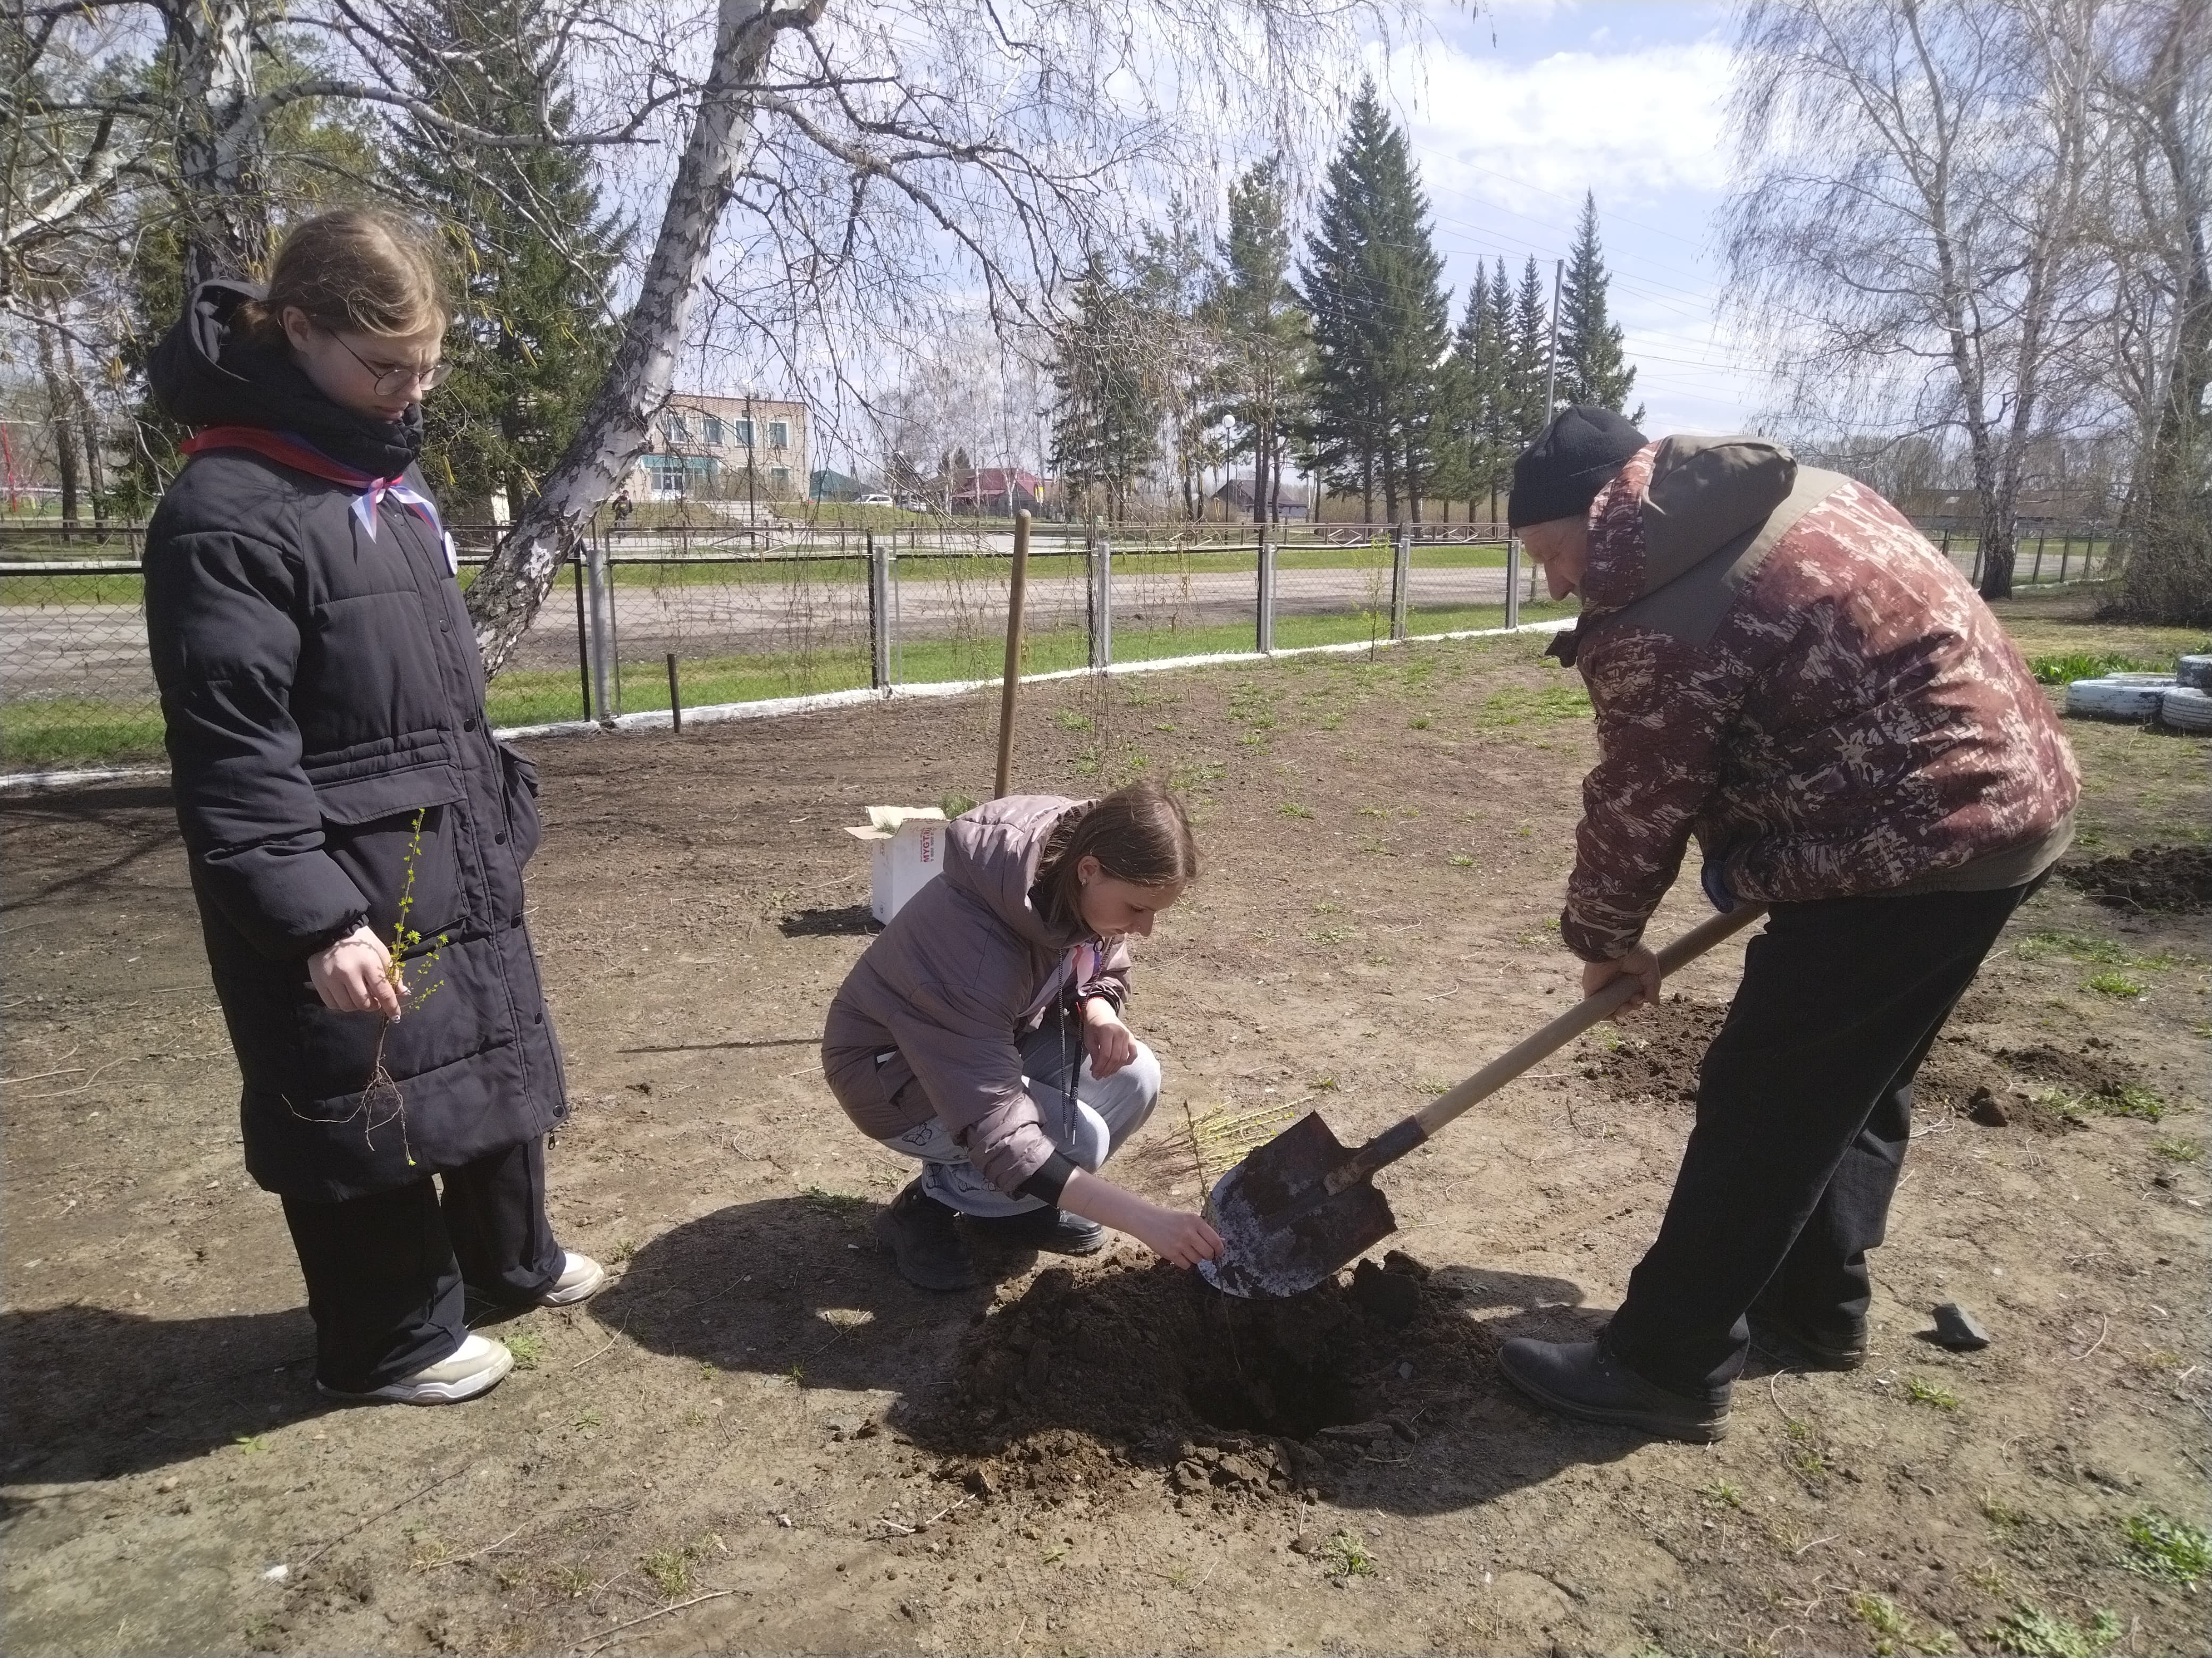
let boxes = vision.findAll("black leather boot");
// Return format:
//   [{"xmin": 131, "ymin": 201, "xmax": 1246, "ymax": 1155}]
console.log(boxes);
[
  {"xmin": 875, "ymin": 1181, "xmax": 980, "ymax": 1291},
  {"xmin": 1497, "ymin": 1334, "xmax": 1731, "ymax": 1442},
  {"xmin": 1748, "ymin": 1303, "xmax": 1869, "ymax": 1371},
  {"xmin": 966, "ymin": 1206, "xmax": 1106, "ymax": 1256}
]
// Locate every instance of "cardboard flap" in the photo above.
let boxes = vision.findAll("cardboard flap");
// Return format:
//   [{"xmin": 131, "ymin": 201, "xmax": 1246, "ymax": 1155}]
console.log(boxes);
[
  {"xmin": 843, "ymin": 825, "xmax": 892, "ymax": 842},
  {"xmin": 864, "ymin": 805, "xmax": 947, "ymax": 832}
]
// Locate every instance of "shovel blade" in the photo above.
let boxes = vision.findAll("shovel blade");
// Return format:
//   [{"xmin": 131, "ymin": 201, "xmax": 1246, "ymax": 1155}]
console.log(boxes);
[{"xmin": 1196, "ymin": 1111, "xmax": 1398, "ymax": 1299}]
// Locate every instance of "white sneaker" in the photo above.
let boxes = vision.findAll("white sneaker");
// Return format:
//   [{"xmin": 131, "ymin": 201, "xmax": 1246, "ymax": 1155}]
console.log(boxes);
[
  {"xmin": 538, "ymin": 1250, "xmax": 606, "ymax": 1307},
  {"xmin": 320, "ymin": 1332, "xmax": 514, "ymax": 1405}
]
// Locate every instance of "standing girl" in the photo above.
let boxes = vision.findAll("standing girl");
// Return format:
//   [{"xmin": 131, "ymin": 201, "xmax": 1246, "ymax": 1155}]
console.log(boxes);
[
  {"xmin": 822, "ymin": 781, "xmax": 1221, "ymax": 1290},
  {"xmin": 142, "ymin": 209, "xmax": 600, "ymax": 1404}
]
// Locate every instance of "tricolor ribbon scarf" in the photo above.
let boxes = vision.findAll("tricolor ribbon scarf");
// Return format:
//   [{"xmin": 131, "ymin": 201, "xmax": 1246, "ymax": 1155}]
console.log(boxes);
[{"xmin": 179, "ymin": 427, "xmax": 451, "ymax": 564}]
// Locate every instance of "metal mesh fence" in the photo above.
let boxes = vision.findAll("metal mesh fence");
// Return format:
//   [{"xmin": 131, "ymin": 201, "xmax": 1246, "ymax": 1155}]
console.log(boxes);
[{"xmin": 0, "ymin": 519, "xmax": 2124, "ymax": 773}]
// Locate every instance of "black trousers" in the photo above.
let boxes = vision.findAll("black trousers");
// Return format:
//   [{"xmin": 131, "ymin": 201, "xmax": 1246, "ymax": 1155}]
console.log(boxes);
[
  {"xmin": 1604, "ymin": 879, "xmax": 2042, "ymax": 1400},
  {"xmin": 281, "ymin": 1135, "xmax": 564, "ymax": 1391}
]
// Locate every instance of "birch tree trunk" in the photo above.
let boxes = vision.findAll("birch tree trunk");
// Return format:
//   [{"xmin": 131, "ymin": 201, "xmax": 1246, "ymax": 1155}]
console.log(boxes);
[
  {"xmin": 165, "ymin": 0, "xmax": 271, "ymax": 286},
  {"xmin": 465, "ymin": 0, "xmax": 800, "ymax": 675}
]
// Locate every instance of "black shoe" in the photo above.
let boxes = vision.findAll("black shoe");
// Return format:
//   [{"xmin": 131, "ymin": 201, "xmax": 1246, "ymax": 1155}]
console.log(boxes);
[
  {"xmin": 875, "ymin": 1181, "xmax": 980, "ymax": 1291},
  {"xmin": 1748, "ymin": 1305, "xmax": 1869, "ymax": 1371},
  {"xmin": 966, "ymin": 1206, "xmax": 1107, "ymax": 1256},
  {"xmin": 1496, "ymin": 1335, "xmax": 1731, "ymax": 1443}
]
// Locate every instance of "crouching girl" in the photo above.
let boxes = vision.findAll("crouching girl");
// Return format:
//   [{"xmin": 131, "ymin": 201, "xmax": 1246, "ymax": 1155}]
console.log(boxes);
[{"xmin": 822, "ymin": 782, "xmax": 1221, "ymax": 1290}]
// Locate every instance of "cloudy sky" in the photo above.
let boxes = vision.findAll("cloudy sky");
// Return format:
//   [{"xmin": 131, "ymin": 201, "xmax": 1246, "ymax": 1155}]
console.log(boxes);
[{"xmin": 1376, "ymin": 0, "xmax": 1767, "ymax": 436}]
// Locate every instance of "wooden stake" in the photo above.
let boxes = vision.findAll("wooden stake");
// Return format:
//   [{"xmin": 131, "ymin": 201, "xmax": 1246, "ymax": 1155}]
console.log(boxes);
[
  {"xmin": 666, "ymin": 652, "xmax": 682, "ymax": 734},
  {"xmin": 993, "ymin": 510, "xmax": 1031, "ymax": 799}
]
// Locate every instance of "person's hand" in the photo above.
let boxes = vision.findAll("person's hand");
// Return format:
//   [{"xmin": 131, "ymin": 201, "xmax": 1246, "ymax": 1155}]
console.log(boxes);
[
  {"xmin": 1582, "ymin": 944, "xmax": 1661, "ymax": 1013},
  {"xmin": 1081, "ymin": 997, "xmax": 1137, "ymax": 1078},
  {"xmin": 309, "ymin": 925, "xmax": 404, "ymax": 1019},
  {"xmin": 1058, "ymin": 1169, "xmax": 1223, "ymax": 1268},
  {"xmin": 1126, "ymin": 1202, "xmax": 1224, "ymax": 1269}
]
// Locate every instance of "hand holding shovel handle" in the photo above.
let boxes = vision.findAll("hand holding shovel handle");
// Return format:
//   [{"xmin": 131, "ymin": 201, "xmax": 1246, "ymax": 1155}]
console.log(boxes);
[{"xmin": 1321, "ymin": 903, "xmax": 1769, "ymax": 1198}]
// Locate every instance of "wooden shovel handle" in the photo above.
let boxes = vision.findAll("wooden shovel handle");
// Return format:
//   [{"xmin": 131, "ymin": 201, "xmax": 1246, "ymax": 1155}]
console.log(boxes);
[{"xmin": 1408, "ymin": 903, "xmax": 1766, "ymax": 1142}]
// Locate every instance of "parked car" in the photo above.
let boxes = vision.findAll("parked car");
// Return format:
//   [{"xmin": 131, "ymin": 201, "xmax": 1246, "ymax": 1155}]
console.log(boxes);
[{"xmin": 853, "ymin": 492, "xmax": 897, "ymax": 507}]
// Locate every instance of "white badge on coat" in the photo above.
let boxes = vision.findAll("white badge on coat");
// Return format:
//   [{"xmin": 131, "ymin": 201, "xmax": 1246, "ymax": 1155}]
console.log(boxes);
[{"xmin": 442, "ymin": 530, "xmax": 459, "ymax": 576}]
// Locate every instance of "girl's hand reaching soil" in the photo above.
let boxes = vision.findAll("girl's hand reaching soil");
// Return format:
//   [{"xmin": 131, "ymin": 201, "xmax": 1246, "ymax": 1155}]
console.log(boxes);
[
  {"xmin": 310, "ymin": 925, "xmax": 405, "ymax": 1020},
  {"xmin": 1059, "ymin": 1168, "xmax": 1224, "ymax": 1268},
  {"xmin": 1080, "ymin": 996, "xmax": 1138, "ymax": 1078}
]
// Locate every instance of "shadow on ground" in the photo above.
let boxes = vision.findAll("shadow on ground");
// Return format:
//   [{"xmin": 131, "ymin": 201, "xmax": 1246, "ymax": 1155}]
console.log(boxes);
[
  {"xmin": 1, "ymin": 1303, "xmax": 328, "ymax": 1500},
  {"xmin": 598, "ymin": 1197, "xmax": 1643, "ymax": 1516}
]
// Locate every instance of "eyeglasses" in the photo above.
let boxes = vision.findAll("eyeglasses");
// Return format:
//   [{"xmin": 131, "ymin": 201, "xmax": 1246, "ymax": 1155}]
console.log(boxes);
[{"xmin": 331, "ymin": 333, "xmax": 452, "ymax": 398}]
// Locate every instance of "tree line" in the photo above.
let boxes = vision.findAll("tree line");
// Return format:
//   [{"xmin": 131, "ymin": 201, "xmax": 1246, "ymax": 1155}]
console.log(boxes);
[{"xmin": 1048, "ymin": 83, "xmax": 1640, "ymax": 527}]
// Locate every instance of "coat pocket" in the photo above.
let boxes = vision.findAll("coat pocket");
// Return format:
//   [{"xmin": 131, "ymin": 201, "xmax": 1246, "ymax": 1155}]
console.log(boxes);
[
  {"xmin": 496, "ymin": 740, "xmax": 544, "ymax": 867},
  {"xmin": 311, "ymin": 764, "xmax": 470, "ymax": 958}
]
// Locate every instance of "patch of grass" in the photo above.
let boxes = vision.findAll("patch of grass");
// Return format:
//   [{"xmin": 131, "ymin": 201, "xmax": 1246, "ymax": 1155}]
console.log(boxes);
[
  {"xmin": 940, "ymin": 791, "xmax": 977, "ymax": 818},
  {"xmin": 2015, "ymin": 930, "xmax": 2169, "ymax": 969},
  {"xmin": 1320, "ymin": 1530, "xmax": 1376, "ymax": 1579},
  {"xmin": 641, "ymin": 1547, "xmax": 692, "ymax": 1598},
  {"xmin": 1446, "ymin": 853, "xmax": 1475, "ymax": 868},
  {"xmin": 609, "ymin": 1237, "xmax": 639, "ymax": 1263},
  {"xmin": 2039, "ymin": 1083, "xmax": 2166, "ymax": 1124},
  {"xmin": 2026, "ymin": 648, "xmax": 2174, "ymax": 685},
  {"xmin": 573, "ymin": 1408, "xmax": 602, "ymax": 1432},
  {"xmin": 2082, "ymin": 970, "xmax": 2145, "ymax": 998},
  {"xmin": 2121, "ymin": 1511, "xmax": 2209, "ymax": 1587},
  {"xmin": 1782, "ymin": 1418, "xmax": 1829, "ymax": 1479},
  {"xmin": 551, "ymin": 1564, "xmax": 594, "ymax": 1597},
  {"xmin": 505, "ymin": 1331, "xmax": 547, "ymax": 1371},
  {"xmin": 1042, "ymin": 1543, "xmax": 1069, "ymax": 1564},
  {"xmin": 1409, "ymin": 714, "xmax": 1432, "ymax": 729},
  {"xmin": 233, "ymin": 1434, "xmax": 270, "ymax": 1455},
  {"xmin": 1416, "ymin": 1078, "xmax": 1451, "ymax": 1096},
  {"xmin": 798, "ymin": 1183, "xmax": 872, "ymax": 1218},
  {"xmin": 2151, "ymin": 1138, "xmax": 2202, "ymax": 1162},
  {"xmin": 1311, "ymin": 926, "xmax": 1352, "ymax": 945},
  {"xmin": 1051, "ymin": 708, "xmax": 1092, "ymax": 730},
  {"xmin": 1850, "ymin": 1590, "xmax": 1959, "ymax": 1656},
  {"xmin": 1279, "ymin": 801, "xmax": 1314, "ymax": 818},
  {"xmin": 1904, "ymin": 1375, "xmax": 1960, "ymax": 1411},
  {"xmin": 1312, "ymin": 1075, "xmax": 1339, "ymax": 1091},
  {"xmin": 1474, "ymin": 684, "xmax": 1593, "ymax": 729},
  {"xmin": 1989, "ymin": 1606, "xmax": 2120, "ymax": 1658},
  {"xmin": 1981, "ymin": 1495, "xmax": 2029, "ymax": 1531},
  {"xmin": 1702, "ymin": 1480, "xmax": 1744, "ymax": 1509}
]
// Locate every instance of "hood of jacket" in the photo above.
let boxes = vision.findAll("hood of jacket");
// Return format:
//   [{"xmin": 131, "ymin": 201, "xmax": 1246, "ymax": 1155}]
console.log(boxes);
[
  {"xmin": 1580, "ymin": 435, "xmax": 1798, "ymax": 613},
  {"xmin": 148, "ymin": 279, "xmax": 424, "ymax": 478},
  {"xmin": 942, "ymin": 795, "xmax": 1090, "ymax": 954}
]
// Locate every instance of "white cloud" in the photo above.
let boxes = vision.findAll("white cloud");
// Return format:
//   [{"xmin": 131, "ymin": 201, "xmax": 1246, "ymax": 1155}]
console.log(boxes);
[{"xmin": 1378, "ymin": 37, "xmax": 1735, "ymax": 210}]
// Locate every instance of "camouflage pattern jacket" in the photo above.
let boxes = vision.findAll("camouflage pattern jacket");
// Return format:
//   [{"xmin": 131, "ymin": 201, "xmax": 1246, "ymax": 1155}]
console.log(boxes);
[{"xmin": 1554, "ymin": 436, "xmax": 2080, "ymax": 963}]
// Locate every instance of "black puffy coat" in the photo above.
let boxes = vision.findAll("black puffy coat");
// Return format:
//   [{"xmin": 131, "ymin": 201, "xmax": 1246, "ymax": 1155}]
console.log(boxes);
[{"xmin": 144, "ymin": 281, "xmax": 567, "ymax": 1201}]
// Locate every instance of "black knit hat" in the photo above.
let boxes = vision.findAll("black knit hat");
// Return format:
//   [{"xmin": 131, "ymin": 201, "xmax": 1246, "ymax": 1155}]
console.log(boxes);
[{"xmin": 1507, "ymin": 406, "xmax": 1647, "ymax": 528}]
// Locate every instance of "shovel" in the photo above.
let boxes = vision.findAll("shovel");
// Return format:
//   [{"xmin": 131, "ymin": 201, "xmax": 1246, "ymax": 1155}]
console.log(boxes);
[{"xmin": 1197, "ymin": 904, "xmax": 1767, "ymax": 1298}]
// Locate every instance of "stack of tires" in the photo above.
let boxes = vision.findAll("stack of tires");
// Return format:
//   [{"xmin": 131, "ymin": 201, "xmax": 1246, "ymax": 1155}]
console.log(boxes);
[
  {"xmin": 2065, "ymin": 654, "xmax": 2212, "ymax": 731},
  {"xmin": 2163, "ymin": 655, "xmax": 2212, "ymax": 732}
]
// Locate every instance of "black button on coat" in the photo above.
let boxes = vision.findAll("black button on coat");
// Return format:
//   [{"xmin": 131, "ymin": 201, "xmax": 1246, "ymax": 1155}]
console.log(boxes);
[{"xmin": 143, "ymin": 281, "xmax": 567, "ymax": 1201}]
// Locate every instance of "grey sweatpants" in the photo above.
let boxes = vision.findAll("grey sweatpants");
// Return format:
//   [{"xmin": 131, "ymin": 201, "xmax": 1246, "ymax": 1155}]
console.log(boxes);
[{"xmin": 877, "ymin": 1008, "xmax": 1161, "ymax": 1217}]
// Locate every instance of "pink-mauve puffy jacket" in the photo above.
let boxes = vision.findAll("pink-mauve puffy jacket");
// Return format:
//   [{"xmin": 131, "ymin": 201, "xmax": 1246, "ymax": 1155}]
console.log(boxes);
[{"xmin": 820, "ymin": 796, "xmax": 1133, "ymax": 1194}]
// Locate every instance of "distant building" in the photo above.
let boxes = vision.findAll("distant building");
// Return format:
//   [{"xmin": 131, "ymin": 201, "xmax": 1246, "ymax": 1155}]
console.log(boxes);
[
  {"xmin": 809, "ymin": 467, "xmax": 867, "ymax": 502},
  {"xmin": 947, "ymin": 467, "xmax": 1050, "ymax": 515},
  {"xmin": 629, "ymin": 393, "xmax": 810, "ymax": 502},
  {"xmin": 1211, "ymin": 477, "xmax": 1309, "ymax": 521}
]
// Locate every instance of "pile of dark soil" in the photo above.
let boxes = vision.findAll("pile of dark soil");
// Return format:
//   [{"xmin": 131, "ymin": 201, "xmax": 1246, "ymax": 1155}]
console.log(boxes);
[
  {"xmin": 1581, "ymin": 995, "xmax": 1727, "ymax": 1105},
  {"xmin": 2059, "ymin": 844, "xmax": 2212, "ymax": 913},
  {"xmin": 908, "ymin": 1252, "xmax": 1482, "ymax": 1513}
]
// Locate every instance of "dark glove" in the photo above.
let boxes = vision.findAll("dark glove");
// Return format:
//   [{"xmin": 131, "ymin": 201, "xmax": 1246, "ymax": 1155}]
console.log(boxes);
[{"xmin": 1700, "ymin": 859, "xmax": 1738, "ymax": 914}]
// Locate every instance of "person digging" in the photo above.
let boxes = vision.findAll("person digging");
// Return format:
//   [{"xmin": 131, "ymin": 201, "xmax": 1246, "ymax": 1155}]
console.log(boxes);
[{"xmin": 1493, "ymin": 407, "xmax": 2080, "ymax": 1442}]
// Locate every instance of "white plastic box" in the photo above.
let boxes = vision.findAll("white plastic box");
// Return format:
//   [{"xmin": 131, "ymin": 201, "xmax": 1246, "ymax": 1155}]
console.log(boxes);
[{"xmin": 843, "ymin": 806, "xmax": 949, "ymax": 923}]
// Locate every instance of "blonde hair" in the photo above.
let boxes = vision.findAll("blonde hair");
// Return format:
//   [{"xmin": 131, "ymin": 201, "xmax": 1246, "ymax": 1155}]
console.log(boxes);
[{"xmin": 241, "ymin": 209, "xmax": 447, "ymax": 344}]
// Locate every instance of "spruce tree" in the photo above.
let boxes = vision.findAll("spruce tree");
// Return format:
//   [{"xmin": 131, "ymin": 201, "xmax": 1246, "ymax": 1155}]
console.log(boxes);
[
  {"xmin": 1511, "ymin": 256, "xmax": 1553, "ymax": 445},
  {"xmin": 1049, "ymin": 257, "xmax": 1160, "ymax": 521},
  {"xmin": 390, "ymin": 0, "xmax": 626, "ymax": 518},
  {"xmin": 1212, "ymin": 156, "xmax": 1309, "ymax": 524},
  {"xmin": 1557, "ymin": 192, "xmax": 1641, "ymax": 420},
  {"xmin": 1296, "ymin": 81, "xmax": 1452, "ymax": 523}
]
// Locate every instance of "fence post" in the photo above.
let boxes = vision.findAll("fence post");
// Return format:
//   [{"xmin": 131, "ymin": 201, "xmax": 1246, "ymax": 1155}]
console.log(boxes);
[
  {"xmin": 1256, "ymin": 529, "xmax": 1276, "ymax": 654},
  {"xmin": 867, "ymin": 531, "xmax": 890, "ymax": 691},
  {"xmin": 2058, "ymin": 536, "xmax": 2071, "ymax": 582},
  {"xmin": 572, "ymin": 540, "xmax": 593, "ymax": 719},
  {"xmin": 1505, "ymin": 533, "xmax": 1522, "ymax": 631},
  {"xmin": 2033, "ymin": 534, "xmax": 2045, "ymax": 583},
  {"xmin": 584, "ymin": 535, "xmax": 616, "ymax": 726},
  {"xmin": 1090, "ymin": 534, "xmax": 1113, "ymax": 669},
  {"xmin": 1390, "ymin": 525, "xmax": 1410, "ymax": 641}
]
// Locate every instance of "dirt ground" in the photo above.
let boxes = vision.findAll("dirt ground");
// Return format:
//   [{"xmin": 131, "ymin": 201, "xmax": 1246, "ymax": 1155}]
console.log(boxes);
[{"xmin": 5, "ymin": 603, "xmax": 2208, "ymax": 1657}]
